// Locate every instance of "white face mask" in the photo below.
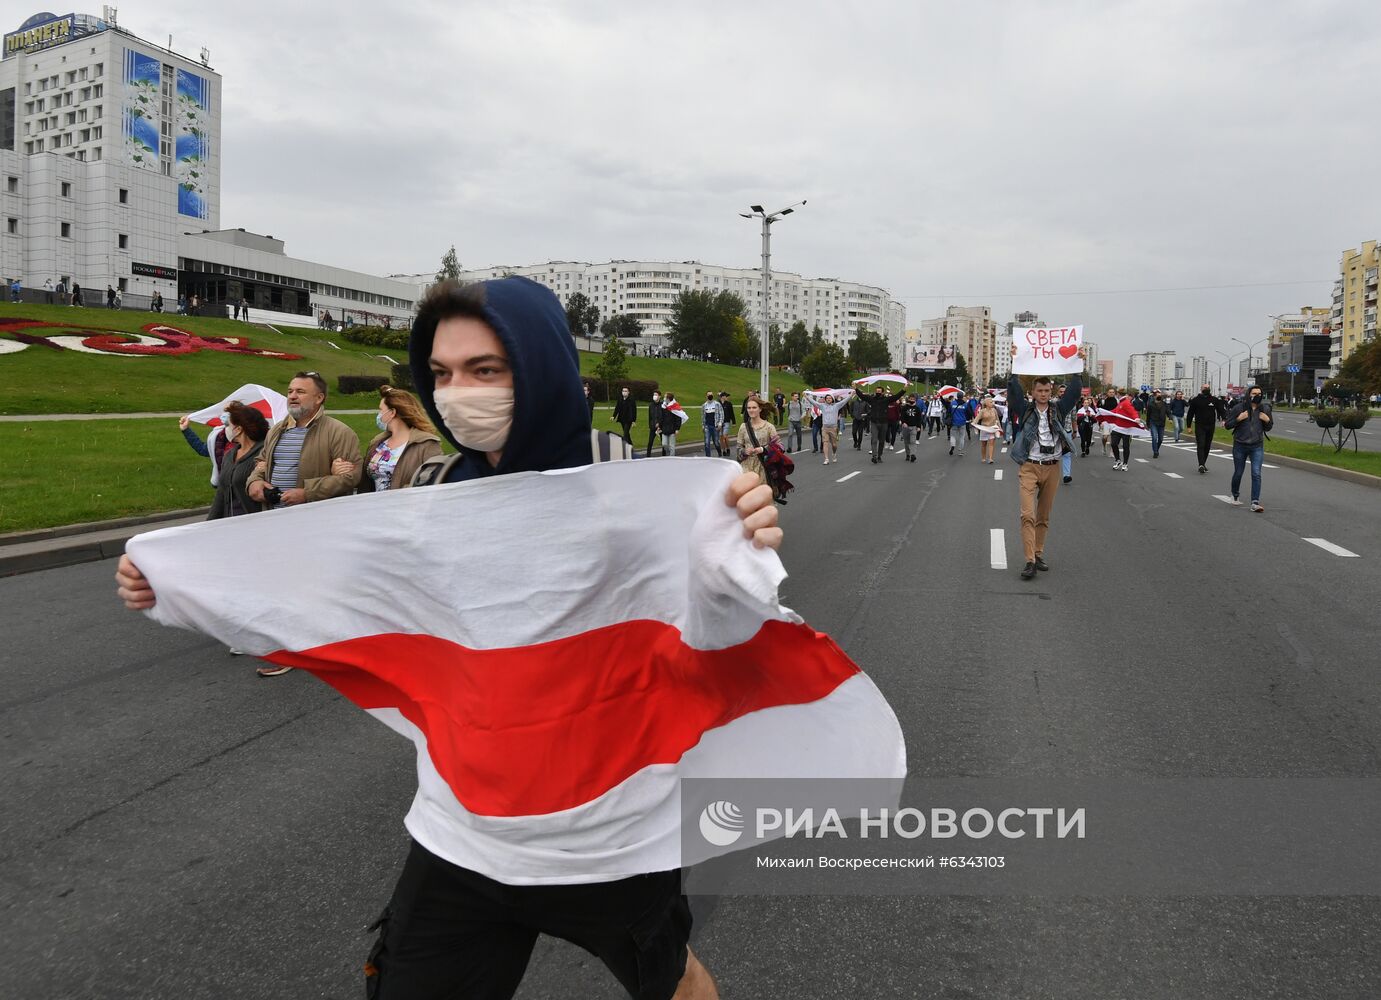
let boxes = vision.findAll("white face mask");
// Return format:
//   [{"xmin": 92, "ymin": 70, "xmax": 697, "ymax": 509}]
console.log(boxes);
[{"xmin": 433, "ymin": 386, "xmax": 514, "ymax": 452}]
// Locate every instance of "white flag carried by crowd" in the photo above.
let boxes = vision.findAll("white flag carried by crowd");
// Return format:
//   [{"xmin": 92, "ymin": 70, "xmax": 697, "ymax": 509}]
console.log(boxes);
[
  {"xmin": 1011, "ymin": 325, "xmax": 1085, "ymax": 376},
  {"xmin": 185, "ymin": 383, "xmax": 288, "ymax": 427},
  {"xmin": 126, "ymin": 459, "xmax": 906, "ymax": 884}
]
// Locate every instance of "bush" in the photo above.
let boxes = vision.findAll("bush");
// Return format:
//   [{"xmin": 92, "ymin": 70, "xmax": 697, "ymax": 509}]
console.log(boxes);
[
  {"xmin": 1311, "ymin": 410, "xmax": 1338, "ymax": 428},
  {"xmin": 585, "ymin": 378, "xmax": 659, "ymax": 403},
  {"xmin": 391, "ymin": 363, "xmax": 414, "ymax": 390},
  {"xmin": 1339, "ymin": 409, "xmax": 1370, "ymax": 430},
  {"xmin": 340, "ymin": 326, "xmax": 410, "ymax": 350},
  {"xmin": 338, "ymin": 374, "xmax": 390, "ymax": 395}
]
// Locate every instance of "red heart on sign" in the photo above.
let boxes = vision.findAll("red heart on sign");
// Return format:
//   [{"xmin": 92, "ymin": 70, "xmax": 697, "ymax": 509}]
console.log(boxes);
[{"xmin": 1058, "ymin": 344, "xmax": 1079, "ymax": 359}]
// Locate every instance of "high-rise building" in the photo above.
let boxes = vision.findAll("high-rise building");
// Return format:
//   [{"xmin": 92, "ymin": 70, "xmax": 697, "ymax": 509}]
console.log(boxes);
[
  {"xmin": 452, "ymin": 260, "xmax": 904, "ymax": 355},
  {"xmin": 1238, "ymin": 356, "xmax": 1265, "ymax": 387},
  {"xmin": 1098, "ymin": 359, "xmax": 1114, "ymax": 385},
  {"xmin": 1335, "ymin": 240, "xmax": 1378, "ymax": 370},
  {"xmin": 1190, "ymin": 356, "xmax": 1209, "ymax": 388},
  {"xmin": 0, "ymin": 11, "xmax": 221, "ymax": 300},
  {"xmin": 1081, "ymin": 340, "xmax": 1098, "ymax": 385},
  {"xmin": 1126, "ymin": 351, "xmax": 1177, "ymax": 391},
  {"xmin": 1268, "ymin": 306, "xmax": 1330, "ymax": 371},
  {"xmin": 916, "ymin": 305, "xmax": 998, "ymax": 383},
  {"xmin": 1328, "ymin": 277, "xmax": 1344, "ymax": 375},
  {"xmin": 995, "ymin": 310, "xmax": 1041, "ymax": 380}
]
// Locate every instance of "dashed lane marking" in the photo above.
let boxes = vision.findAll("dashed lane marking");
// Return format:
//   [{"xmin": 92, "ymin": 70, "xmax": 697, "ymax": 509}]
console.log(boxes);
[
  {"xmin": 1303, "ymin": 538, "xmax": 1360, "ymax": 558},
  {"xmin": 836, "ymin": 471, "xmax": 861, "ymax": 483},
  {"xmin": 1135, "ymin": 458, "xmax": 1149, "ymax": 463},
  {"xmin": 990, "ymin": 529, "xmax": 1007, "ymax": 570},
  {"xmin": 1001, "ymin": 447, "xmax": 1008, "ymax": 454},
  {"xmin": 994, "ymin": 469, "xmax": 1003, "ymax": 481},
  {"xmin": 1213, "ymin": 494, "xmax": 1239, "ymax": 504},
  {"xmin": 1164, "ymin": 472, "xmax": 1183, "ymax": 479}
]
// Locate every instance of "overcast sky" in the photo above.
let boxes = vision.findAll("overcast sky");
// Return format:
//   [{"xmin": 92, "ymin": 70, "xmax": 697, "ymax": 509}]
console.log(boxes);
[{"xmin": 152, "ymin": 0, "xmax": 1378, "ymax": 372}]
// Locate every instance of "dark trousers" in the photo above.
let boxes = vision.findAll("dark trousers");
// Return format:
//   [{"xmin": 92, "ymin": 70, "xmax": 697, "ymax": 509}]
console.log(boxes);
[
  {"xmin": 1078, "ymin": 423, "xmax": 1093, "ymax": 455},
  {"xmin": 647, "ymin": 424, "xmax": 662, "ymax": 457},
  {"xmin": 1193, "ymin": 422, "xmax": 1215, "ymax": 467},
  {"xmin": 811, "ymin": 421, "xmax": 822, "ymax": 452},
  {"xmin": 871, "ymin": 424, "xmax": 888, "ymax": 460},
  {"xmin": 1111, "ymin": 432, "xmax": 1131, "ymax": 463},
  {"xmin": 852, "ymin": 420, "xmax": 867, "ymax": 448},
  {"xmin": 619, "ymin": 422, "xmax": 633, "ymax": 445},
  {"xmin": 1149, "ymin": 422, "xmax": 1164, "ymax": 455}
]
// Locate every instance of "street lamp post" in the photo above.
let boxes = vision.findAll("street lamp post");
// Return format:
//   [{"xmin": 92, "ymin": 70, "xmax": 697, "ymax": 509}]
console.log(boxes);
[
  {"xmin": 1211, "ymin": 351, "xmax": 1238, "ymax": 395},
  {"xmin": 1230, "ymin": 336, "xmax": 1269, "ymax": 396},
  {"xmin": 741, "ymin": 201, "xmax": 806, "ymax": 398}
]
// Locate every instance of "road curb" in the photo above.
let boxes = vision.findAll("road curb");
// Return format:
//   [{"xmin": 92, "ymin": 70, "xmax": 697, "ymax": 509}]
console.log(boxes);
[
  {"xmin": 0, "ymin": 509, "xmax": 208, "ymax": 578},
  {"xmin": 1260, "ymin": 453, "xmax": 1381, "ymax": 490}
]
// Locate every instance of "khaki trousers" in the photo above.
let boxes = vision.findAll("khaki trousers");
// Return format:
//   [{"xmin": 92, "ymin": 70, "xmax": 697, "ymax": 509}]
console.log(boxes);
[
  {"xmin": 1018, "ymin": 461, "xmax": 1061, "ymax": 563},
  {"xmin": 822, "ymin": 426, "xmax": 839, "ymax": 460}
]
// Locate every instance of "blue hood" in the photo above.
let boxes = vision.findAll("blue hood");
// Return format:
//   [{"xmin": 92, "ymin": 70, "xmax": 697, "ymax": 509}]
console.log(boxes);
[{"xmin": 409, "ymin": 277, "xmax": 591, "ymax": 480}]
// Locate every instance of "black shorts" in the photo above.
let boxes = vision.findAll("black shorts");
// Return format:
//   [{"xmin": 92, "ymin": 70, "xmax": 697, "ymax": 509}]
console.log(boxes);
[{"xmin": 366, "ymin": 840, "xmax": 691, "ymax": 1000}]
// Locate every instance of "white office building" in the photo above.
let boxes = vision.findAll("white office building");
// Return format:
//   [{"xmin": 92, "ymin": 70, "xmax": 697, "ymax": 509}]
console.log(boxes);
[
  {"xmin": 451, "ymin": 260, "xmax": 905, "ymax": 359},
  {"xmin": 1, "ymin": 10, "xmax": 420, "ymax": 325},
  {"xmin": 1126, "ymin": 351, "xmax": 1177, "ymax": 391}
]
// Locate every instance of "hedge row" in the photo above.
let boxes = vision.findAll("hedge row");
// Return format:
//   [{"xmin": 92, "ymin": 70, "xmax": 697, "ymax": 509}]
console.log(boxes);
[
  {"xmin": 340, "ymin": 325, "xmax": 411, "ymax": 349},
  {"xmin": 586, "ymin": 379, "xmax": 660, "ymax": 403},
  {"xmin": 338, "ymin": 375, "xmax": 391, "ymax": 395}
]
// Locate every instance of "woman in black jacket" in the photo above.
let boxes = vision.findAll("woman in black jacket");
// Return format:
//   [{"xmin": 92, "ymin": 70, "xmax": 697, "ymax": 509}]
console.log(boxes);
[{"xmin": 209, "ymin": 402, "xmax": 269, "ymax": 519}]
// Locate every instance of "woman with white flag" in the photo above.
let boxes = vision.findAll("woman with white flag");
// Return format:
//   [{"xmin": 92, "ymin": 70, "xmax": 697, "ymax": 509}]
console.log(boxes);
[{"xmin": 975, "ymin": 396, "xmax": 1002, "ymax": 463}]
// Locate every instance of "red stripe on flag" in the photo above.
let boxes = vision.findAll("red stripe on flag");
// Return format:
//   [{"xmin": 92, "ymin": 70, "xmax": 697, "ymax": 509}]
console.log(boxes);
[{"xmin": 263, "ymin": 618, "xmax": 860, "ymax": 817}]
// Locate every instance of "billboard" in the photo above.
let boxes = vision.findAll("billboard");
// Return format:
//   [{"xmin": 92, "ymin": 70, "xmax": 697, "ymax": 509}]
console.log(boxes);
[
  {"xmin": 121, "ymin": 50, "xmax": 160, "ymax": 170},
  {"xmin": 175, "ymin": 69, "xmax": 211, "ymax": 219},
  {"xmin": 905, "ymin": 343, "xmax": 958, "ymax": 369},
  {"xmin": 4, "ymin": 13, "xmax": 75, "ymax": 58}
]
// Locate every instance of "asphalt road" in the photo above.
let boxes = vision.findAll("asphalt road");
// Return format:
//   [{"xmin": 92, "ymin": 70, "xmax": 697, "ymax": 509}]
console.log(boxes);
[{"xmin": 6, "ymin": 426, "xmax": 1381, "ymax": 999}]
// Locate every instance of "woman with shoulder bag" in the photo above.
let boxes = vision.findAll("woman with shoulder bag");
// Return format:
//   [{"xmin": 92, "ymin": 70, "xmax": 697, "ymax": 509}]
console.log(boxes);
[{"xmin": 738, "ymin": 397, "xmax": 791, "ymax": 505}]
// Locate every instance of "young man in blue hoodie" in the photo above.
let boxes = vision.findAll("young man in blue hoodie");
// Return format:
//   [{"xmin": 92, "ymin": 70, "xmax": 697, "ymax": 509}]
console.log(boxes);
[{"xmin": 116, "ymin": 278, "xmax": 779, "ymax": 999}]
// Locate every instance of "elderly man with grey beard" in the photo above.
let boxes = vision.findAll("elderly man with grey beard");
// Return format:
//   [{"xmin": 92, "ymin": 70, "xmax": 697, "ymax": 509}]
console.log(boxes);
[{"xmin": 245, "ymin": 370, "xmax": 362, "ymax": 676}]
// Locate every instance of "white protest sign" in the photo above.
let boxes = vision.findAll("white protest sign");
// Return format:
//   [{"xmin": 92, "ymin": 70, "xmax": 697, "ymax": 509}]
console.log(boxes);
[{"xmin": 1010, "ymin": 326, "xmax": 1085, "ymax": 376}]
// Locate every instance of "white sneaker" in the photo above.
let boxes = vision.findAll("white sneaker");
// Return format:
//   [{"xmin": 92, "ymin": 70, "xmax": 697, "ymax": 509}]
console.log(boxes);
[
  {"xmin": 1230, "ymin": 496, "xmax": 1243, "ymax": 506},
  {"xmin": 1121, "ymin": 464, "xmax": 1129, "ymax": 471},
  {"xmin": 1112, "ymin": 462, "xmax": 1121, "ymax": 470}
]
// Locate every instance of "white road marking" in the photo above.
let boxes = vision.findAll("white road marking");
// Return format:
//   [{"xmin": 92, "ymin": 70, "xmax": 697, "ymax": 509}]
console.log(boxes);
[
  {"xmin": 1303, "ymin": 538, "xmax": 1360, "ymax": 558},
  {"xmin": 990, "ymin": 529, "xmax": 1007, "ymax": 570},
  {"xmin": 1263, "ymin": 463, "xmax": 1279, "ymax": 469},
  {"xmin": 836, "ymin": 471, "xmax": 861, "ymax": 483},
  {"xmin": 1213, "ymin": 494, "xmax": 1238, "ymax": 505},
  {"xmin": 1135, "ymin": 458, "xmax": 1149, "ymax": 463},
  {"xmin": 1001, "ymin": 447, "xmax": 1008, "ymax": 454},
  {"xmin": 1164, "ymin": 472, "xmax": 1183, "ymax": 479},
  {"xmin": 994, "ymin": 469, "xmax": 1004, "ymax": 481}
]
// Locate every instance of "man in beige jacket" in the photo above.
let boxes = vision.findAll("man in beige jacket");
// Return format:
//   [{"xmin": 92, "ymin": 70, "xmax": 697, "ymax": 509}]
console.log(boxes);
[{"xmin": 246, "ymin": 370, "xmax": 361, "ymax": 675}]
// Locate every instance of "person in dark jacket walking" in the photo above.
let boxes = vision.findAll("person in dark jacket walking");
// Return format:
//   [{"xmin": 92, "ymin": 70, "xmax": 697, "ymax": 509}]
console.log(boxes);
[
  {"xmin": 1184, "ymin": 383, "xmax": 1226, "ymax": 474},
  {"xmin": 612, "ymin": 387, "xmax": 637, "ymax": 445},
  {"xmin": 583, "ymin": 382, "xmax": 595, "ymax": 421},
  {"xmin": 718, "ymin": 392, "xmax": 735, "ymax": 456},
  {"xmin": 1169, "ymin": 390, "xmax": 1187, "ymax": 442},
  {"xmin": 851, "ymin": 394, "xmax": 870, "ymax": 450},
  {"xmin": 899, "ymin": 394, "xmax": 924, "ymax": 462},
  {"xmin": 1145, "ymin": 391, "xmax": 1169, "ymax": 457},
  {"xmin": 208, "ymin": 402, "xmax": 269, "ymax": 520},
  {"xmin": 646, "ymin": 390, "xmax": 665, "ymax": 457},
  {"xmin": 869, "ymin": 387, "xmax": 905, "ymax": 463},
  {"xmin": 1225, "ymin": 386, "xmax": 1272, "ymax": 511}
]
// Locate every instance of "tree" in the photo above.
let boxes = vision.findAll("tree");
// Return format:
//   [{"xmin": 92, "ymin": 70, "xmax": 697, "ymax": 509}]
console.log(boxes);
[
  {"xmin": 783, "ymin": 321, "xmax": 811, "ymax": 368},
  {"xmin": 667, "ymin": 289, "xmax": 747, "ymax": 359},
  {"xmin": 601, "ymin": 314, "xmax": 644, "ymax": 341},
  {"xmin": 801, "ymin": 343, "xmax": 852, "ymax": 389},
  {"xmin": 953, "ymin": 350, "xmax": 972, "ymax": 389},
  {"xmin": 592, "ymin": 334, "xmax": 629, "ymax": 396},
  {"xmin": 847, "ymin": 327, "xmax": 892, "ymax": 371},
  {"xmin": 435, "ymin": 245, "xmax": 461, "ymax": 284},
  {"xmin": 1334, "ymin": 336, "xmax": 1381, "ymax": 399},
  {"xmin": 563, "ymin": 293, "xmax": 601, "ymax": 338},
  {"xmin": 809, "ymin": 325, "xmax": 826, "ymax": 353},
  {"xmin": 767, "ymin": 323, "xmax": 785, "ymax": 365}
]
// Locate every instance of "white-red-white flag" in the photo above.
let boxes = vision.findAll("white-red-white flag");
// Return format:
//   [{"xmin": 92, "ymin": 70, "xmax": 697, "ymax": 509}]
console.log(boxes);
[
  {"xmin": 1095, "ymin": 409, "xmax": 1151, "ymax": 438},
  {"xmin": 186, "ymin": 383, "xmax": 288, "ymax": 427},
  {"xmin": 664, "ymin": 398, "xmax": 689, "ymax": 425},
  {"xmin": 125, "ymin": 459, "xmax": 906, "ymax": 885},
  {"xmin": 853, "ymin": 373, "xmax": 909, "ymax": 387}
]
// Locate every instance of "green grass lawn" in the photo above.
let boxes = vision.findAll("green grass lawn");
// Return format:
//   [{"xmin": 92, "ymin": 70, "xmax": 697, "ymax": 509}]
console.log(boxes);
[
  {"xmin": 1211, "ymin": 427, "xmax": 1381, "ymax": 477},
  {"xmin": 0, "ymin": 413, "xmax": 396, "ymax": 533},
  {"xmin": 1, "ymin": 302, "xmax": 396, "ymax": 414}
]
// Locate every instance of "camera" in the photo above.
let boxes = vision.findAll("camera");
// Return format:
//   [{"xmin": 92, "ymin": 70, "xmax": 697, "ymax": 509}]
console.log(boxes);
[
  {"xmin": 262, "ymin": 485, "xmax": 283, "ymax": 505},
  {"xmin": 1038, "ymin": 445, "xmax": 1055, "ymax": 455}
]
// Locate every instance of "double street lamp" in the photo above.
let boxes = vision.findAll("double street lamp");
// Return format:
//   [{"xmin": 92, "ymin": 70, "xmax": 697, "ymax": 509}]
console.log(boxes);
[
  {"xmin": 741, "ymin": 201, "xmax": 807, "ymax": 397},
  {"xmin": 1230, "ymin": 336, "xmax": 1270, "ymax": 397}
]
